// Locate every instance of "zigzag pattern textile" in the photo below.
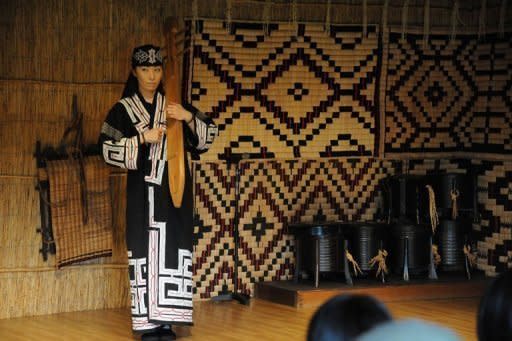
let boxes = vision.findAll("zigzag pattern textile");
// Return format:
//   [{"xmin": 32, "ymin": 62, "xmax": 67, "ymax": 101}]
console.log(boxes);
[{"xmin": 185, "ymin": 21, "xmax": 381, "ymax": 160}]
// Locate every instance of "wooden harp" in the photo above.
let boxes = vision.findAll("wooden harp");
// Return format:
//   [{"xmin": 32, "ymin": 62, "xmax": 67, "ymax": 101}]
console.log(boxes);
[{"xmin": 163, "ymin": 18, "xmax": 185, "ymax": 208}]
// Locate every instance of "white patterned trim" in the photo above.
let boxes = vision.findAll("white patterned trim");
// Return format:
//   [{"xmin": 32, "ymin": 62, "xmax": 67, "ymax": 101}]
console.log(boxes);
[
  {"xmin": 129, "ymin": 253, "xmax": 148, "ymax": 316},
  {"xmin": 147, "ymin": 186, "xmax": 194, "ymax": 324},
  {"xmin": 145, "ymin": 95, "xmax": 167, "ymax": 185},
  {"xmin": 195, "ymin": 117, "xmax": 218, "ymax": 150},
  {"xmin": 121, "ymin": 96, "xmax": 150, "ymax": 133},
  {"xmin": 125, "ymin": 136, "xmax": 139, "ymax": 170},
  {"xmin": 132, "ymin": 317, "xmax": 160, "ymax": 331}
]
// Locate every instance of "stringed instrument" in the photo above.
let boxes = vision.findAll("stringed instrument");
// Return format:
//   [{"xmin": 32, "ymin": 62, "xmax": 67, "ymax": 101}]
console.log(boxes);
[{"xmin": 163, "ymin": 18, "xmax": 186, "ymax": 207}]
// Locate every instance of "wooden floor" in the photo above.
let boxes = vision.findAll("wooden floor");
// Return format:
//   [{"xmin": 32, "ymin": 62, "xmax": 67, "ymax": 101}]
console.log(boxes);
[{"xmin": 0, "ymin": 297, "xmax": 479, "ymax": 340}]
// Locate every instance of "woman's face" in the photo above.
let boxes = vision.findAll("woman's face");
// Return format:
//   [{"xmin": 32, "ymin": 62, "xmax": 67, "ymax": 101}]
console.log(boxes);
[{"xmin": 133, "ymin": 66, "xmax": 163, "ymax": 94}]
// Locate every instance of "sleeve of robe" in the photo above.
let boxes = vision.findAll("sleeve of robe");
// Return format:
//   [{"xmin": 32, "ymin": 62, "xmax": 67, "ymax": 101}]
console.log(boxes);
[
  {"xmin": 182, "ymin": 103, "xmax": 218, "ymax": 156},
  {"xmin": 98, "ymin": 102, "xmax": 144, "ymax": 170}
]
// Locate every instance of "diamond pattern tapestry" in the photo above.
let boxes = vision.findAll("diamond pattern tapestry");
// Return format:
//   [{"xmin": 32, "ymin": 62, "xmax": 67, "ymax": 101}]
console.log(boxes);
[
  {"xmin": 184, "ymin": 21, "xmax": 381, "ymax": 160},
  {"xmin": 383, "ymin": 31, "xmax": 512, "ymax": 157}
]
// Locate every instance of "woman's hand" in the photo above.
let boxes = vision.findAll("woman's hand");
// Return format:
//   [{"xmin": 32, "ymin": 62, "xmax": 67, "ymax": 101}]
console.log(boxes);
[
  {"xmin": 143, "ymin": 127, "xmax": 165, "ymax": 144},
  {"xmin": 166, "ymin": 102, "xmax": 193, "ymax": 122}
]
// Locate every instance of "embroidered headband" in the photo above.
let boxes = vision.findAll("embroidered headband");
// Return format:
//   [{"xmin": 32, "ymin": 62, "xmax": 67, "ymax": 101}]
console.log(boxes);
[{"xmin": 131, "ymin": 44, "xmax": 163, "ymax": 68}]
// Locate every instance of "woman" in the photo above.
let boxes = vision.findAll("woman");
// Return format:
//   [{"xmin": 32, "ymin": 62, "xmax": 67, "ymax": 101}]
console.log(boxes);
[{"xmin": 99, "ymin": 44, "xmax": 217, "ymax": 340}]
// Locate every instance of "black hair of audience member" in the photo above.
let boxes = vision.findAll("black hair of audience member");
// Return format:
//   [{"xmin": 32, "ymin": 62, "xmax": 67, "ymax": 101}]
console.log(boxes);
[
  {"xmin": 477, "ymin": 269, "xmax": 512, "ymax": 341},
  {"xmin": 307, "ymin": 294, "xmax": 392, "ymax": 341}
]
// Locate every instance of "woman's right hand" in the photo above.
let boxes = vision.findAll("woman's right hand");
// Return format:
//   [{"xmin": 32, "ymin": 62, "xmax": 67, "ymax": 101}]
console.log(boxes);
[{"xmin": 143, "ymin": 127, "xmax": 165, "ymax": 144}]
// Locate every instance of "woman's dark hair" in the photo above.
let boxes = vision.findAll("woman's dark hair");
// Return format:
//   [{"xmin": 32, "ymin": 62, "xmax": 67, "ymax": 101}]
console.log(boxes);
[
  {"xmin": 121, "ymin": 71, "xmax": 164, "ymax": 99},
  {"xmin": 477, "ymin": 269, "xmax": 512, "ymax": 341},
  {"xmin": 307, "ymin": 294, "xmax": 392, "ymax": 341}
]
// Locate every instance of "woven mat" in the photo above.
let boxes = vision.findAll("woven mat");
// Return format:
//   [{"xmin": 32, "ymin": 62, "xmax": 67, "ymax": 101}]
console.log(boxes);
[
  {"xmin": 46, "ymin": 155, "xmax": 113, "ymax": 267},
  {"xmin": 185, "ymin": 20, "xmax": 381, "ymax": 160}
]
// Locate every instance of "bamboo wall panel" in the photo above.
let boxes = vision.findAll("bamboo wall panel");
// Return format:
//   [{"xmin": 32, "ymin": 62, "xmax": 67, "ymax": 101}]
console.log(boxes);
[
  {"xmin": 0, "ymin": 0, "xmax": 169, "ymax": 83},
  {"xmin": 0, "ymin": 178, "xmax": 42, "ymax": 269},
  {"xmin": 0, "ymin": 82, "xmax": 124, "ymax": 174},
  {"xmin": 0, "ymin": 267, "xmax": 130, "ymax": 320}
]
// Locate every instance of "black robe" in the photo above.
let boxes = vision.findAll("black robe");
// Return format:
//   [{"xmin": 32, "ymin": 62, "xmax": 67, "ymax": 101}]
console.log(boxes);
[{"xmin": 98, "ymin": 91, "xmax": 216, "ymax": 331}]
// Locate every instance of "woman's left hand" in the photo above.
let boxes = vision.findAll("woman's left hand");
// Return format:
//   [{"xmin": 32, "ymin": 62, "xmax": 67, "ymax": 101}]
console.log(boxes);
[{"xmin": 166, "ymin": 102, "xmax": 193, "ymax": 122}]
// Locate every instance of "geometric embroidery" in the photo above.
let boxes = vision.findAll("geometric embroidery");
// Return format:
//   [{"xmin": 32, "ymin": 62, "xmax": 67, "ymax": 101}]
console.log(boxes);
[
  {"xmin": 185, "ymin": 21, "xmax": 381, "ymax": 160},
  {"xmin": 384, "ymin": 31, "xmax": 512, "ymax": 157},
  {"xmin": 128, "ymin": 252, "xmax": 159, "ymax": 331},
  {"xmin": 147, "ymin": 187, "xmax": 193, "ymax": 323},
  {"xmin": 129, "ymin": 254, "xmax": 148, "ymax": 316}
]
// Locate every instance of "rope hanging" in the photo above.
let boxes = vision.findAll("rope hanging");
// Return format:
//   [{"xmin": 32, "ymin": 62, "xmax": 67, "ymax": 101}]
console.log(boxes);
[
  {"xmin": 369, "ymin": 249, "xmax": 389, "ymax": 277},
  {"xmin": 478, "ymin": 0, "xmax": 487, "ymax": 39},
  {"xmin": 401, "ymin": 0, "xmax": 410, "ymax": 40},
  {"xmin": 382, "ymin": 0, "xmax": 389, "ymax": 34},
  {"xmin": 450, "ymin": 0, "xmax": 460, "ymax": 44},
  {"xmin": 464, "ymin": 245, "xmax": 477, "ymax": 268},
  {"xmin": 192, "ymin": 0, "xmax": 199, "ymax": 34},
  {"xmin": 450, "ymin": 189, "xmax": 460, "ymax": 220},
  {"xmin": 226, "ymin": 0, "xmax": 233, "ymax": 33},
  {"xmin": 423, "ymin": 0, "xmax": 430, "ymax": 49},
  {"xmin": 426, "ymin": 185, "xmax": 439, "ymax": 233},
  {"xmin": 292, "ymin": 0, "xmax": 298, "ymax": 37},
  {"xmin": 499, "ymin": 0, "xmax": 507, "ymax": 38},
  {"xmin": 362, "ymin": 0, "xmax": 368, "ymax": 37},
  {"xmin": 346, "ymin": 250, "xmax": 363, "ymax": 276},
  {"xmin": 325, "ymin": 0, "xmax": 332, "ymax": 35},
  {"xmin": 263, "ymin": 0, "xmax": 272, "ymax": 36},
  {"xmin": 432, "ymin": 244, "xmax": 441, "ymax": 266}
]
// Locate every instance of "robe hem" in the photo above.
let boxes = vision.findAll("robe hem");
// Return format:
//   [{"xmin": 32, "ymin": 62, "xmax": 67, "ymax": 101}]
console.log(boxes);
[{"xmin": 132, "ymin": 320, "xmax": 194, "ymax": 333}]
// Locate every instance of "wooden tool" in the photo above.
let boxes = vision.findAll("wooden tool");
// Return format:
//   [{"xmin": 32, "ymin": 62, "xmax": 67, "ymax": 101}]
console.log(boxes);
[{"xmin": 163, "ymin": 17, "xmax": 185, "ymax": 207}]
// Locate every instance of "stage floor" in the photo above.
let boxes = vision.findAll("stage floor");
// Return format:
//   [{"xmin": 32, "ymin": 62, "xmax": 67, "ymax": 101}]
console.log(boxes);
[
  {"xmin": 0, "ymin": 297, "xmax": 480, "ymax": 340},
  {"xmin": 255, "ymin": 273, "xmax": 489, "ymax": 308}
]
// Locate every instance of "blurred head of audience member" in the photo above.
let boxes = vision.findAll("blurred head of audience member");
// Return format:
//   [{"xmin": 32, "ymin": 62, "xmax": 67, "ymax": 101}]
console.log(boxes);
[
  {"xmin": 477, "ymin": 269, "xmax": 512, "ymax": 341},
  {"xmin": 358, "ymin": 319, "xmax": 460, "ymax": 341},
  {"xmin": 307, "ymin": 294, "xmax": 392, "ymax": 341}
]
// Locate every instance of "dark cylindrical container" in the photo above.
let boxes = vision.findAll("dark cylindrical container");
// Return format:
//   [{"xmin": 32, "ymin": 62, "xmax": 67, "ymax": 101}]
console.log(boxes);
[
  {"xmin": 425, "ymin": 173, "xmax": 474, "ymax": 220},
  {"xmin": 345, "ymin": 222, "xmax": 389, "ymax": 275},
  {"xmin": 390, "ymin": 222, "xmax": 431, "ymax": 275},
  {"xmin": 300, "ymin": 223, "xmax": 345, "ymax": 274},
  {"xmin": 437, "ymin": 219, "xmax": 469, "ymax": 272},
  {"xmin": 385, "ymin": 175, "xmax": 430, "ymax": 224}
]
